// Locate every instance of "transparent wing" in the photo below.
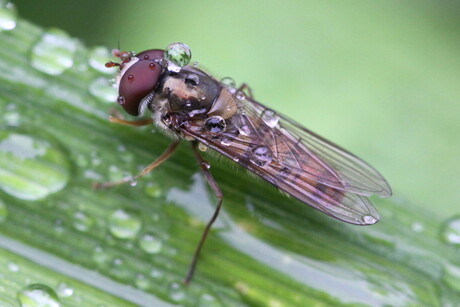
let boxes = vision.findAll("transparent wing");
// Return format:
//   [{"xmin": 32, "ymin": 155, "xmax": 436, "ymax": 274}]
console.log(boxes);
[
  {"xmin": 181, "ymin": 90, "xmax": 390, "ymax": 225},
  {"xmin": 245, "ymin": 98, "xmax": 392, "ymax": 198}
]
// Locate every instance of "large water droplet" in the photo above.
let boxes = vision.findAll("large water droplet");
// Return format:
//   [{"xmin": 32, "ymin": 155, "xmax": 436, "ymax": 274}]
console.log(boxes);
[
  {"xmin": 0, "ymin": 198, "xmax": 8, "ymax": 223},
  {"xmin": 440, "ymin": 216, "xmax": 460, "ymax": 246},
  {"xmin": 17, "ymin": 284, "xmax": 60, "ymax": 307},
  {"xmin": 88, "ymin": 46, "xmax": 113, "ymax": 74},
  {"xmin": 0, "ymin": 1, "xmax": 17, "ymax": 31},
  {"xmin": 261, "ymin": 109, "xmax": 279, "ymax": 128},
  {"xmin": 30, "ymin": 28, "xmax": 77, "ymax": 75},
  {"xmin": 249, "ymin": 146, "xmax": 272, "ymax": 167},
  {"xmin": 164, "ymin": 42, "xmax": 191, "ymax": 73},
  {"xmin": 139, "ymin": 233, "xmax": 162, "ymax": 254},
  {"xmin": 108, "ymin": 209, "xmax": 142, "ymax": 239},
  {"xmin": 72, "ymin": 211, "xmax": 94, "ymax": 232},
  {"xmin": 0, "ymin": 131, "xmax": 70, "ymax": 200},
  {"xmin": 89, "ymin": 77, "xmax": 117, "ymax": 103}
]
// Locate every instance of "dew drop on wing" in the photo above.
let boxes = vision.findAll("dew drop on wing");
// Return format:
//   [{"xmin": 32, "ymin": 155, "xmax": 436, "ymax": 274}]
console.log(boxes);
[
  {"xmin": 249, "ymin": 145, "xmax": 272, "ymax": 167},
  {"xmin": 204, "ymin": 116, "xmax": 226, "ymax": 133},
  {"xmin": 362, "ymin": 214, "xmax": 378, "ymax": 225},
  {"xmin": 220, "ymin": 136, "xmax": 232, "ymax": 146},
  {"xmin": 261, "ymin": 109, "xmax": 279, "ymax": 128}
]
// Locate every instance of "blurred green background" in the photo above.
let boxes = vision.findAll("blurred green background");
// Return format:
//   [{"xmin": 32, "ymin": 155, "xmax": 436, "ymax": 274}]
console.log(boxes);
[{"xmin": 14, "ymin": 0, "xmax": 460, "ymax": 219}]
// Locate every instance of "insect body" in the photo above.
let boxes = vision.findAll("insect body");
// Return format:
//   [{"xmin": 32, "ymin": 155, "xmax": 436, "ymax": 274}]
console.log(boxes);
[{"xmin": 102, "ymin": 42, "xmax": 392, "ymax": 283}]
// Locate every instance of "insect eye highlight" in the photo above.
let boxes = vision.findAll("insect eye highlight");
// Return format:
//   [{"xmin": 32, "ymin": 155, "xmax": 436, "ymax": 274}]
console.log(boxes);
[{"xmin": 204, "ymin": 116, "xmax": 226, "ymax": 133}]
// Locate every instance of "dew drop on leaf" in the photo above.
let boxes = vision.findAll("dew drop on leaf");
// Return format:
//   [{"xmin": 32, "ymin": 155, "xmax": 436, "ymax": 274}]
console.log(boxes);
[
  {"xmin": 55, "ymin": 282, "xmax": 74, "ymax": 298},
  {"xmin": 17, "ymin": 283, "xmax": 60, "ymax": 307},
  {"xmin": 168, "ymin": 282, "xmax": 186, "ymax": 302},
  {"xmin": 89, "ymin": 77, "xmax": 117, "ymax": 103},
  {"xmin": 440, "ymin": 216, "xmax": 460, "ymax": 246},
  {"xmin": 88, "ymin": 46, "xmax": 113, "ymax": 74},
  {"xmin": 108, "ymin": 209, "xmax": 142, "ymax": 240},
  {"xmin": 139, "ymin": 233, "xmax": 162, "ymax": 254},
  {"xmin": 30, "ymin": 28, "xmax": 76, "ymax": 75},
  {"xmin": 0, "ymin": 131, "xmax": 70, "ymax": 200},
  {"xmin": 0, "ymin": 1, "xmax": 17, "ymax": 32},
  {"xmin": 72, "ymin": 211, "xmax": 94, "ymax": 232}
]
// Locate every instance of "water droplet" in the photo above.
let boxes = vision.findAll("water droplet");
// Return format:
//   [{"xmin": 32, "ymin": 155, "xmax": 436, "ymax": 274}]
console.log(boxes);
[
  {"xmin": 220, "ymin": 77, "xmax": 236, "ymax": 89},
  {"xmin": 440, "ymin": 216, "xmax": 460, "ymax": 246},
  {"xmin": 88, "ymin": 46, "xmax": 113, "ymax": 74},
  {"xmin": 55, "ymin": 282, "xmax": 73, "ymax": 298},
  {"xmin": 261, "ymin": 109, "xmax": 279, "ymax": 128},
  {"xmin": 220, "ymin": 137, "xmax": 232, "ymax": 146},
  {"xmin": 238, "ymin": 125, "xmax": 251, "ymax": 136},
  {"xmin": 198, "ymin": 143, "xmax": 208, "ymax": 152},
  {"xmin": 92, "ymin": 246, "xmax": 111, "ymax": 265},
  {"xmin": 185, "ymin": 73, "xmax": 199, "ymax": 85},
  {"xmin": 17, "ymin": 284, "xmax": 60, "ymax": 307},
  {"xmin": 236, "ymin": 91, "xmax": 245, "ymax": 100},
  {"xmin": 204, "ymin": 116, "xmax": 226, "ymax": 133},
  {"xmin": 0, "ymin": 1, "xmax": 17, "ymax": 31},
  {"xmin": 143, "ymin": 182, "xmax": 162, "ymax": 198},
  {"xmin": 201, "ymin": 161, "xmax": 211, "ymax": 169},
  {"xmin": 134, "ymin": 274, "xmax": 151, "ymax": 290},
  {"xmin": 442, "ymin": 263, "xmax": 460, "ymax": 293},
  {"xmin": 72, "ymin": 211, "xmax": 94, "ymax": 232},
  {"xmin": 7, "ymin": 261, "xmax": 19, "ymax": 272},
  {"xmin": 199, "ymin": 293, "xmax": 221, "ymax": 307},
  {"xmin": 139, "ymin": 233, "xmax": 163, "ymax": 254},
  {"xmin": 150, "ymin": 269, "xmax": 164, "ymax": 279},
  {"xmin": 411, "ymin": 221, "xmax": 424, "ymax": 233},
  {"xmin": 249, "ymin": 146, "xmax": 272, "ymax": 167},
  {"xmin": 0, "ymin": 198, "xmax": 8, "ymax": 223},
  {"xmin": 164, "ymin": 42, "xmax": 191, "ymax": 72},
  {"xmin": 89, "ymin": 77, "xmax": 117, "ymax": 103},
  {"xmin": 108, "ymin": 209, "xmax": 142, "ymax": 240},
  {"xmin": 362, "ymin": 215, "xmax": 378, "ymax": 225},
  {"xmin": 30, "ymin": 28, "xmax": 77, "ymax": 75},
  {"xmin": 0, "ymin": 131, "xmax": 70, "ymax": 200},
  {"xmin": 168, "ymin": 282, "xmax": 186, "ymax": 302},
  {"xmin": 107, "ymin": 164, "xmax": 125, "ymax": 182}
]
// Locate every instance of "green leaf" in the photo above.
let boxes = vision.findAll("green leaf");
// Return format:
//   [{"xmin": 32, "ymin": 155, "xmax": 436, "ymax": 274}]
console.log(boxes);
[{"xmin": 0, "ymin": 17, "xmax": 460, "ymax": 306}]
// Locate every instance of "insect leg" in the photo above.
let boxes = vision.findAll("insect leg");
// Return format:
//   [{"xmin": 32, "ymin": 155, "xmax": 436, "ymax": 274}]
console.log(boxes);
[
  {"xmin": 184, "ymin": 141, "xmax": 223, "ymax": 284},
  {"xmin": 107, "ymin": 108, "xmax": 153, "ymax": 126},
  {"xmin": 237, "ymin": 83, "xmax": 254, "ymax": 99},
  {"xmin": 93, "ymin": 140, "xmax": 180, "ymax": 189}
]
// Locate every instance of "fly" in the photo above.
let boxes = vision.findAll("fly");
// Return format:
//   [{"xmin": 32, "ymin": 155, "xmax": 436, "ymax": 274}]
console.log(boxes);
[{"xmin": 96, "ymin": 42, "xmax": 392, "ymax": 284}]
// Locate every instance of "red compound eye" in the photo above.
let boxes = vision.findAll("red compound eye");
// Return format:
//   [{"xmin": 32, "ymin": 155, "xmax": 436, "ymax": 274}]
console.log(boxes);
[
  {"xmin": 118, "ymin": 60, "xmax": 161, "ymax": 116},
  {"xmin": 136, "ymin": 49, "xmax": 164, "ymax": 61}
]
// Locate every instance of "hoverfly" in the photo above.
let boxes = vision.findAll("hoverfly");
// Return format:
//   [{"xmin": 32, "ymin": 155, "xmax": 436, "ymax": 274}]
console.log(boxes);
[{"xmin": 98, "ymin": 42, "xmax": 391, "ymax": 284}]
